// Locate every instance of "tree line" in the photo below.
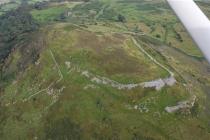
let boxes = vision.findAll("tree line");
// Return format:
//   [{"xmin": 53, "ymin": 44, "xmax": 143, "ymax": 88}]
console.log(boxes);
[{"xmin": 0, "ymin": 3, "xmax": 39, "ymax": 62}]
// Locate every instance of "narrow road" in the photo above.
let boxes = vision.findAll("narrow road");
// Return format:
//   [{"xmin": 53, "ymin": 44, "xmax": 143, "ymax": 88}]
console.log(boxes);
[
  {"xmin": 23, "ymin": 50, "xmax": 64, "ymax": 102},
  {"xmin": 23, "ymin": 82, "xmax": 54, "ymax": 102},
  {"xmin": 49, "ymin": 50, "xmax": 64, "ymax": 83},
  {"xmin": 70, "ymin": 23, "xmax": 145, "ymax": 36},
  {"xmin": 94, "ymin": 4, "xmax": 107, "ymax": 21},
  {"xmin": 132, "ymin": 37, "xmax": 174, "ymax": 77}
]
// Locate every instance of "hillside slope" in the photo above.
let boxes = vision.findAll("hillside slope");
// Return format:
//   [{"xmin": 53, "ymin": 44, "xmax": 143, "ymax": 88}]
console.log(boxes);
[{"xmin": 1, "ymin": 0, "xmax": 210, "ymax": 140}]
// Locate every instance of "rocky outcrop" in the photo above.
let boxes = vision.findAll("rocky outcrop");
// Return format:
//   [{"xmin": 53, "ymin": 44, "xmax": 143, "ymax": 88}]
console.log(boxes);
[
  {"xmin": 81, "ymin": 70, "xmax": 176, "ymax": 90},
  {"xmin": 165, "ymin": 95, "xmax": 197, "ymax": 113}
]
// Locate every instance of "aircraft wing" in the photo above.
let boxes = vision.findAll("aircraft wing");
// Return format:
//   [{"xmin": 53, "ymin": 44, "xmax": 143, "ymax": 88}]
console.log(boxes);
[{"xmin": 167, "ymin": 0, "xmax": 210, "ymax": 63}]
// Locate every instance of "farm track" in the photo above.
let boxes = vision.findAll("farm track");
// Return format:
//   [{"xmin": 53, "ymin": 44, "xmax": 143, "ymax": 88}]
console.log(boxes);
[
  {"xmin": 132, "ymin": 37, "xmax": 174, "ymax": 77},
  {"xmin": 23, "ymin": 49, "xmax": 64, "ymax": 102},
  {"xmin": 2, "ymin": 49, "xmax": 64, "ymax": 106},
  {"xmin": 94, "ymin": 4, "xmax": 107, "ymax": 20}
]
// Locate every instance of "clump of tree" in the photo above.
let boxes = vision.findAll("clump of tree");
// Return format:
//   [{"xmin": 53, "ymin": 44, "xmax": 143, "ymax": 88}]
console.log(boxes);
[
  {"xmin": 174, "ymin": 30, "xmax": 183, "ymax": 42},
  {"xmin": 34, "ymin": 1, "xmax": 49, "ymax": 10},
  {"xmin": 0, "ymin": 4, "xmax": 38, "ymax": 41},
  {"xmin": 117, "ymin": 14, "xmax": 126, "ymax": 23},
  {"xmin": 155, "ymin": 34, "xmax": 161, "ymax": 38},
  {"xmin": 176, "ymin": 32, "xmax": 183, "ymax": 42},
  {"xmin": 0, "ymin": 3, "xmax": 39, "ymax": 61}
]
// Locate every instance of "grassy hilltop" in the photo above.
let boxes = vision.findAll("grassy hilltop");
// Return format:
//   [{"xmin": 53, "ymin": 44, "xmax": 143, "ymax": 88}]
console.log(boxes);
[{"xmin": 1, "ymin": 0, "xmax": 210, "ymax": 140}]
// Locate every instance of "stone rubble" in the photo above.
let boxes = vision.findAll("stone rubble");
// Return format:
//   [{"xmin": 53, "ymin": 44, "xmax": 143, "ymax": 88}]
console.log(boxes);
[
  {"xmin": 165, "ymin": 95, "xmax": 197, "ymax": 113},
  {"xmin": 81, "ymin": 70, "xmax": 176, "ymax": 91}
]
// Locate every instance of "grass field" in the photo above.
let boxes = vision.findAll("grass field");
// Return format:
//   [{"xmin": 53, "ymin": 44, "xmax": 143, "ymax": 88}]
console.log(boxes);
[{"xmin": 31, "ymin": 6, "xmax": 67, "ymax": 23}]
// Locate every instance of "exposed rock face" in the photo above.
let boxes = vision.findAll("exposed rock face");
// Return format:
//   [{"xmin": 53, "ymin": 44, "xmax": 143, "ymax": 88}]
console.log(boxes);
[
  {"xmin": 81, "ymin": 70, "xmax": 176, "ymax": 90},
  {"xmin": 142, "ymin": 79, "xmax": 165, "ymax": 90},
  {"xmin": 65, "ymin": 61, "xmax": 71, "ymax": 69},
  {"xmin": 165, "ymin": 95, "xmax": 197, "ymax": 113},
  {"xmin": 142, "ymin": 76, "xmax": 176, "ymax": 91}
]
